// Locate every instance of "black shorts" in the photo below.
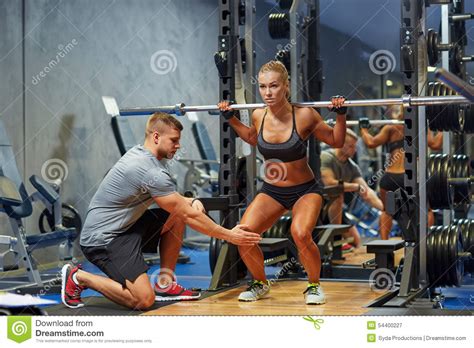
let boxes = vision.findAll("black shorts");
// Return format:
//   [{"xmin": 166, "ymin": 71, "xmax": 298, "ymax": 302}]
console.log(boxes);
[
  {"xmin": 81, "ymin": 208, "xmax": 170, "ymax": 287},
  {"xmin": 379, "ymin": 172, "xmax": 405, "ymax": 192},
  {"xmin": 259, "ymin": 179, "xmax": 323, "ymax": 210}
]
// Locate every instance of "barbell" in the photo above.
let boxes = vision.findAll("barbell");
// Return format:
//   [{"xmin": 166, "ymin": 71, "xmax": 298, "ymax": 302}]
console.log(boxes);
[
  {"xmin": 108, "ymin": 94, "xmax": 471, "ymax": 117},
  {"xmin": 427, "ymin": 29, "xmax": 454, "ymax": 66}
]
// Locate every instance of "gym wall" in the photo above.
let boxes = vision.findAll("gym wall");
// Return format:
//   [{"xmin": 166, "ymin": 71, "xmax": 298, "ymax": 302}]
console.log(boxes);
[{"xmin": 0, "ymin": 0, "xmax": 220, "ymax": 263}]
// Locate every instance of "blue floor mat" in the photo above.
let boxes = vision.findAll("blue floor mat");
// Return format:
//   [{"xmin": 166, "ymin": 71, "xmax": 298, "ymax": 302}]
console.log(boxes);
[{"xmin": 439, "ymin": 275, "xmax": 474, "ymax": 310}]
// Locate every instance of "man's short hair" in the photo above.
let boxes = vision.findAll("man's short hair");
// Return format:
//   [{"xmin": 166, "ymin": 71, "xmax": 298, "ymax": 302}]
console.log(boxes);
[
  {"xmin": 145, "ymin": 112, "xmax": 183, "ymax": 137},
  {"xmin": 346, "ymin": 128, "xmax": 358, "ymax": 141}
]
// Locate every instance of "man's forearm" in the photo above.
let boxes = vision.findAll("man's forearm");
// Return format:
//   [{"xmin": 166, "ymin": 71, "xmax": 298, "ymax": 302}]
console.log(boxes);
[
  {"xmin": 364, "ymin": 190, "xmax": 384, "ymax": 210},
  {"xmin": 181, "ymin": 206, "xmax": 231, "ymax": 240},
  {"xmin": 344, "ymin": 182, "xmax": 359, "ymax": 192}
]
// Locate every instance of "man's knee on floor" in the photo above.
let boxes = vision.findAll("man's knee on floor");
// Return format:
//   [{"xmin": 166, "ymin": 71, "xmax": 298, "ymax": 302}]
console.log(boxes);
[{"xmin": 131, "ymin": 291, "xmax": 155, "ymax": 310}]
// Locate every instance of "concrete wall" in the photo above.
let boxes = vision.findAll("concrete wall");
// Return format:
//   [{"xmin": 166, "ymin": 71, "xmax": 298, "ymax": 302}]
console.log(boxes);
[{"xmin": 1, "ymin": 0, "xmax": 220, "ymax": 265}]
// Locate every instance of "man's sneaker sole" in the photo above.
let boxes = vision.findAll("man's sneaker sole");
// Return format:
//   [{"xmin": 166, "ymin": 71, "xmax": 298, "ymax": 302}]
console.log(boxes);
[
  {"xmin": 155, "ymin": 293, "xmax": 201, "ymax": 302},
  {"xmin": 61, "ymin": 264, "xmax": 84, "ymax": 309}
]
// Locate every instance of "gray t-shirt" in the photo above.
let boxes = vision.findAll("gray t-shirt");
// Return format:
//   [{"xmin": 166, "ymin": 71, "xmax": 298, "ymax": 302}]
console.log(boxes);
[
  {"xmin": 320, "ymin": 149, "xmax": 362, "ymax": 183},
  {"xmin": 80, "ymin": 145, "xmax": 175, "ymax": 247}
]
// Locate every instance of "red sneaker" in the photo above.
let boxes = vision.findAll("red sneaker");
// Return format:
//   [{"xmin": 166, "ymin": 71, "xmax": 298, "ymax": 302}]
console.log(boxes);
[
  {"xmin": 341, "ymin": 243, "xmax": 354, "ymax": 254},
  {"xmin": 61, "ymin": 264, "xmax": 86, "ymax": 308},
  {"xmin": 154, "ymin": 282, "xmax": 201, "ymax": 301}
]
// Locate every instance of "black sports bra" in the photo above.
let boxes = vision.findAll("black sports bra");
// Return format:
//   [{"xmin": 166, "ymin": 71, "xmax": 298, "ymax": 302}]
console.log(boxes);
[
  {"xmin": 387, "ymin": 139, "xmax": 404, "ymax": 153},
  {"xmin": 257, "ymin": 107, "xmax": 307, "ymax": 162}
]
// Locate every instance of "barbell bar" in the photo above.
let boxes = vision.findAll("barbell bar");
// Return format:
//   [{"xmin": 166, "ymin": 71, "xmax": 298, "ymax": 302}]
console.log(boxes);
[
  {"xmin": 434, "ymin": 68, "xmax": 474, "ymax": 103},
  {"xmin": 102, "ymin": 96, "xmax": 404, "ymax": 126},
  {"xmin": 328, "ymin": 119, "xmax": 404, "ymax": 126},
  {"xmin": 115, "ymin": 94, "xmax": 471, "ymax": 117}
]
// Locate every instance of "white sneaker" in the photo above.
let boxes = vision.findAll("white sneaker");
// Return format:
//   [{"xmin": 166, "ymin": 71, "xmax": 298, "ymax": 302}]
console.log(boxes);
[
  {"xmin": 238, "ymin": 280, "xmax": 271, "ymax": 302},
  {"xmin": 304, "ymin": 283, "xmax": 326, "ymax": 305}
]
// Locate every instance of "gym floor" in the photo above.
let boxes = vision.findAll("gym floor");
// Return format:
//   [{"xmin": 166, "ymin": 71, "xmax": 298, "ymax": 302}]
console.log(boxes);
[{"xmin": 36, "ymin": 241, "xmax": 474, "ymax": 316}]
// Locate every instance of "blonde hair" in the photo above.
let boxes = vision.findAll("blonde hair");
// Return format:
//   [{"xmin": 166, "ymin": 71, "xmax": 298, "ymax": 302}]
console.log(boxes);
[
  {"xmin": 145, "ymin": 112, "xmax": 183, "ymax": 137},
  {"xmin": 259, "ymin": 60, "xmax": 290, "ymax": 98},
  {"xmin": 389, "ymin": 105, "xmax": 403, "ymax": 120}
]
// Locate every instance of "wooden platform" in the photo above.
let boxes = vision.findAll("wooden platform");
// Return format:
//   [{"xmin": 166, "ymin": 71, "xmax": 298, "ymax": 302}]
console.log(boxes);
[{"xmin": 144, "ymin": 280, "xmax": 385, "ymax": 316}]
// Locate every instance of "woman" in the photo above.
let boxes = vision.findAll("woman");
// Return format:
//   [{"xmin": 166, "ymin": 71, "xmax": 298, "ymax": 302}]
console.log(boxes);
[
  {"xmin": 359, "ymin": 105, "xmax": 442, "ymax": 240},
  {"xmin": 218, "ymin": 60, "xmax": 346, "ymax": 305}
]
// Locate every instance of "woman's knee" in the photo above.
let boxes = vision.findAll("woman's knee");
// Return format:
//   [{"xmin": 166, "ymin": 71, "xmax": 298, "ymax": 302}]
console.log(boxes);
[
  {"xmin": 290, "ymin": 226, "xmax": 313, "ymax": 245},
  {"xmin": 238, "ymin": 244, "xmax": 261, "ymax": 257}
]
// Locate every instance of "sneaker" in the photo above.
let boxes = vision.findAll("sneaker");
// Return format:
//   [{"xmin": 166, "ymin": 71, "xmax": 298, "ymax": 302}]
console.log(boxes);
[
  {"xmin": 238, "ymin": 280, "xmax": 271, "ymax": 302},
  {"xmin": 342, "ymin": 243, "xmax": 354, "ymax": 254},
  {"xmin": 154, "ymin": 282, "xmax": 201, "ymax": 301},
  {"xmin": 61, "ymin": 264, "xmax": 86, "ymax": 308},
  {"xmin": 304, "ymin": 282, "xmax": 326, "ymax": 305}
]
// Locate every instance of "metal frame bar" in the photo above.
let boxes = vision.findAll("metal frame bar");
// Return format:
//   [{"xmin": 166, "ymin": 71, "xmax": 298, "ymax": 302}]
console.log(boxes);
[
  {"xmin": 209, "ymin": 0, "xmax": 241, "ymax": 290},
  {"xmin": 244, "ymin": 0, "xmax": 256, "ymax": 202},
  {"xmin": 441, "ymin": 4, "xmax": 452, "ymax": 227}
]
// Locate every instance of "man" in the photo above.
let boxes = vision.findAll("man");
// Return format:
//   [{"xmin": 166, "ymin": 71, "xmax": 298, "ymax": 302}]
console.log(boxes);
[
  {"xmin": 61, "ymin": 113, "xmax": 261, "ymax": 310},
  {"xmin": 320, "ymin": 129, "xmax": 383, "ymax": 249}
]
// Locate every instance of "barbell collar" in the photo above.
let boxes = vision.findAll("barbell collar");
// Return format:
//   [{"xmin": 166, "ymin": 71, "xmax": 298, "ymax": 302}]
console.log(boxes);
[
  {"xmin": 458, "ymin": 251, "xmax": 472, "ymax": 260},
  {"xmin": 448, "ymin": 176, "xmax": 474, "ymax": 184},
  {"xmin": 401, "ymin": 94, "xmax": 411, "ymax": 108},
  {"xmin": 437, "ymin": 43, "xmax": 453, "ymax": 51},
  {"xmin": 450, "ymin": 14, "xmax": 474, "ymax": 22}
]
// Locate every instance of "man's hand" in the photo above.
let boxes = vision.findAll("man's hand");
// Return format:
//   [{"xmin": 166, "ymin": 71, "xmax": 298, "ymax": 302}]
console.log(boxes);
[{"xmin": 228, "ymin": 224, "xmax": 261, "ymax": 246}]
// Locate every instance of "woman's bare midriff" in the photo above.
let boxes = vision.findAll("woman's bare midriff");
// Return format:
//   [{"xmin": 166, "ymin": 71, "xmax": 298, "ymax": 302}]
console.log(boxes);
[
  {"xmin": 386, "ymin": 124, "xmax": 405, "ymax": 174},
  {"xmin": 263, "ymin": 157, "xmax": 315, "ymax": 187}
]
